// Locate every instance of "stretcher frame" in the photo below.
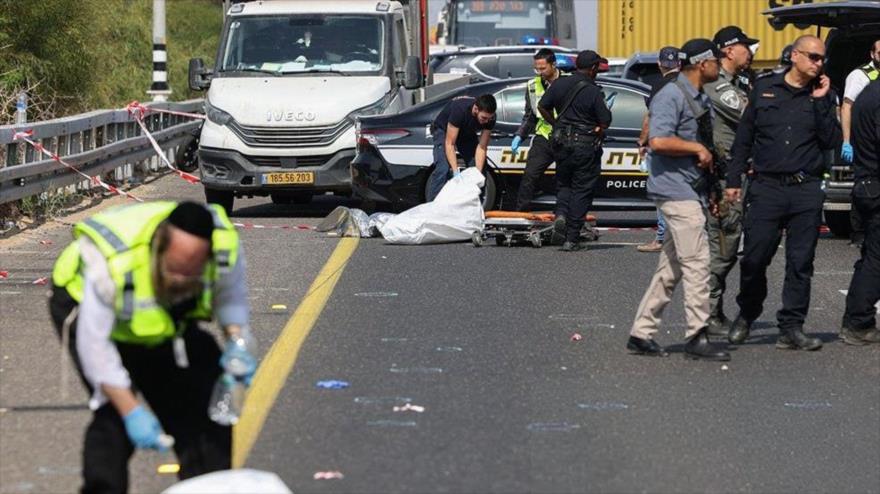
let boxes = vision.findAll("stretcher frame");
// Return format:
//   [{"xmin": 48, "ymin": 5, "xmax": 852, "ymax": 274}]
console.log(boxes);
[{"xmin": 473, "ymin": 211, "xmax": 597, "ymax": 248}]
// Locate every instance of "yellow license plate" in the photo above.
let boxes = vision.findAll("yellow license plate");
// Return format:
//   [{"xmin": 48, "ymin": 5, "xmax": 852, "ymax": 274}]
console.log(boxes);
[{"xmin": 262, "ymin": 172, "xmax": 314, "ymax": 185}]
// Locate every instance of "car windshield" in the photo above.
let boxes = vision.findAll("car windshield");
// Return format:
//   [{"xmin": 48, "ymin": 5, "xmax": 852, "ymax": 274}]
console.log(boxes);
[
  {"xmin": 220, "ymin": 15, "xmax": 384, "ymax": 74},
  {"xmin": 453, "ymin": 0, "xmax": 551, "ymax": 46}
]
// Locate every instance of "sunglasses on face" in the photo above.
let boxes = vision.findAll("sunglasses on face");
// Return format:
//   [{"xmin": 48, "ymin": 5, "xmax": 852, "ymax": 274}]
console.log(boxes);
[{"xmin": 796, "ymin": 50, "xmax": 825, "ymax": 63}]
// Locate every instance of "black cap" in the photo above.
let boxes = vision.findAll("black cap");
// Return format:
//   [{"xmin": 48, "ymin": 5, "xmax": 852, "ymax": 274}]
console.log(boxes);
[
  {"xmin": 679, "ymin": 38, "xmax": 721, "ymax": 67},
  {"xmin": 167, "ymin": 202, "xmax": 214, "ymax": 240},
  {"xmin": 576, "ymin": 50, "xmax": 609, "ymax": 71},
  {"xmin": 713, "ymin": 26, "xmax": 759, "ymax": 50},
  {"xmin": 658, "ymin": 46, "xmax": 680, "ymax": 69},
  {"xmin": 779, "ymin": 44, "xmax": 793, "ymax": 66}
]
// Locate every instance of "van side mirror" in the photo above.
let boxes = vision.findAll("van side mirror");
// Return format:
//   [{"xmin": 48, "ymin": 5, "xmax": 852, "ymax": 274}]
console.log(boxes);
[
  {"xmin": 403, "ymin": 56, "xmax": 423, "ymax": 90},
  {"xmin": 189, "ymin": 58, "xmax": 213, "ymax": 91}
]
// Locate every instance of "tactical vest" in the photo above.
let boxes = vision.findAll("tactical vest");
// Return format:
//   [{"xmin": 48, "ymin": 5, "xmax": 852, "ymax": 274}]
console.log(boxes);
[
  {"xmin": 528, "ymin": 72, "xmax": 565, "ymax": 139},
  {"xmin": 859, "ymin": 62, "xmax": 879, "ymax": 82},
  {"xmin": 52, "ymin": 202, "xmax": 239, "ymax": 346}
]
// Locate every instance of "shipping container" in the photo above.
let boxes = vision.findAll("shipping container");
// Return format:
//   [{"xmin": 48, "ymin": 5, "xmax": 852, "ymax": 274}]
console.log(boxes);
[{"xmin": 597, "ymin": 0, "xmax": 837, "ymax": 67}]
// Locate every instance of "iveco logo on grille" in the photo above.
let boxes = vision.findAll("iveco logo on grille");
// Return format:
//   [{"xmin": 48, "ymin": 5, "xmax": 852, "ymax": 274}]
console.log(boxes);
[{"xmin": 267, "ymin": 110, "xmax": 317, "ymax": 122}]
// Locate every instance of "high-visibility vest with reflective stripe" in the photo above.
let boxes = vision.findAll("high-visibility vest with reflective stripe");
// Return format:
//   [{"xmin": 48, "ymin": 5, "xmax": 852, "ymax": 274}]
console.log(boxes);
[
  {"xmin": 860, "ymin": 62, "xmax": 879, "ymax": 82},
  {"xmin": 51, "ymin": 201, "xmax": 239, "ymax": 346},
  {"xmin": 528, "ymin": 72, "xmax": 566, "ymax": 140}
]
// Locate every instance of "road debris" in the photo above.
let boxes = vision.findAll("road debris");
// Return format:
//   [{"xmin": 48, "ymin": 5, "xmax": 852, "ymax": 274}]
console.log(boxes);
[
  {"xmin": 313, "ymin": 471, "xmax": 344, "ymax": 480},
  {"xmin": 392, "ymin": 403, "xmax": 425, "ymax": 413},
  {"xmin": 316, "ymin": 380, "xmax": 349, "ymax": 389},
  {"xmin": 271, "ymin": 304, "xmax": 287, "ymax": 310},
  {"xmin": 0, "ymin": 271, "xmax": 8, "ymax": 279},
  {"xmin": 570, "ymin": 333, "xmax": 583, "ymax": 342},
  {"xmin": 157, "ymin": 464, "xmax": 181, "ymax": 474},
  {"xmin": 32, "ymin": 277, "xmax": 48, "ymax": 285}
]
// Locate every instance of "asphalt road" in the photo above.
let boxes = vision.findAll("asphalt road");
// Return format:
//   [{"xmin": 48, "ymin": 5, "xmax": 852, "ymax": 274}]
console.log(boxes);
[{"xmin": 1, "ymin": 175, "xmax": 878, "ymax": 493}]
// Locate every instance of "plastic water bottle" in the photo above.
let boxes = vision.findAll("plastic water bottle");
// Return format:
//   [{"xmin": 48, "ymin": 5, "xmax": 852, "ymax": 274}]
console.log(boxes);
[
  {"xmin": 208, "ymin": 373, "xmax": 244, "ymax": 426},
  {"xmin": 15, "ymin": 92, "xmax": 27, "ymax": 125}
]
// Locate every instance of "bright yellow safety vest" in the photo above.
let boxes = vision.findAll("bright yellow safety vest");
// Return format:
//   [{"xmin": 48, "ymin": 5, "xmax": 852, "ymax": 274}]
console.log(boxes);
[
  {"xmin": 860, "ymin": 62, "xmax": 879, "ymax": 82},
  {"xmin": 52, "ymin": 201, "xmax": 239, "ymax": 346},
  {"xmin": 528, "ymin": 72, "xmax": 567, "ymax": 139}
]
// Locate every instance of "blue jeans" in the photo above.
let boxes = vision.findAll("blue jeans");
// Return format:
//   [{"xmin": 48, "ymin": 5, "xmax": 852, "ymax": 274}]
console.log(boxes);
[
  {"xmin": 427, "ymin": 129, "xmax": 474, "ymax": 202},
  {"xmin": 656, "ymin": 209, "xmax": 667, "ymax": 242}
]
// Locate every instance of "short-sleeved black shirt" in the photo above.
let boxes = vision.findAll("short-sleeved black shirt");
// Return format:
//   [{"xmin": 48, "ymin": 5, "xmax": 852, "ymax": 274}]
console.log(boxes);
[
  {"xmin": 432, "ymin": 96, "xmax": 496, "ymax": 159},
  {"xmin": 537, "ymin": 73, "xmax": 612, "ymax": 132}
]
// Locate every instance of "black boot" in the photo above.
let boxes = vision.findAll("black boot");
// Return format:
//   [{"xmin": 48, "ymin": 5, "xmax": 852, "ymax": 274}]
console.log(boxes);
[
  {"xmin": 707, "ymin": 315, "xmax": 729, "ymax": 337},
  {"xmin": 728, "ymin": 314, "xmax": 752, "ymax": 344},
  {"xmin": 684, "ymin": 328, "xmax": 731, "ymax": 361},
  {"xmin": 776, "ymin": 328, "xmax": 823, "ymax": 351},
  {"xmin": 626, "ymin": 336, "xmax": 669, "ymax": 357},
  {"xmin": 560, "ymin": 241, "xmax": 584, "ymax": 252},
  {"xmin": 840, "ymin": 326, "xmax": 880, "ymax": 346},
  {"xmin": 551, "ymin": 216, "xmax": 566, "ymax": 245}
]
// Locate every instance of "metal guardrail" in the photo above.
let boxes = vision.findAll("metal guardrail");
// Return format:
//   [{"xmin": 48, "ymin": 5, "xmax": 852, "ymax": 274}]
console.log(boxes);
[{"xmin": 0, "ymin": 99, "xmax": 204, "ymax": 205}]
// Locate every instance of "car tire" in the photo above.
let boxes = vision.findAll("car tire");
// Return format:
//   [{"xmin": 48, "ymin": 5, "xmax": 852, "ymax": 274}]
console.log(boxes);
[
  {"xmin": 824, "ymin": 210, "xmax": 851, "ymax": 238},
  {"xmin": 205, "ymin": 188, "xmax": 234, "ymax": 215},
  {"xmin": 175, "ymin": 133, "xmax": 200, "ymax": 173}
]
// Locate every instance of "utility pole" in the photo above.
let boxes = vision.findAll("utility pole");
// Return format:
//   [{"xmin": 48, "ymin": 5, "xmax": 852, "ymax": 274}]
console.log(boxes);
[{"xmin": 147, "ymin": 0, "xmax": 172, "ymax": 102}]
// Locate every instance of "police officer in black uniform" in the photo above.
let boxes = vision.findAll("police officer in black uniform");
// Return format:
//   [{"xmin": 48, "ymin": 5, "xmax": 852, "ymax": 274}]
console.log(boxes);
[
  {"xmin": 840, "ymin": 78, "xmax": 880, "ymax": 345},
  {"xmin": 725, "ymin": 35, "xmax": 842, "ymax": 351},
  {"xmin": 537, "ymin": 50, "xmax": 612, "ymax": 251}
]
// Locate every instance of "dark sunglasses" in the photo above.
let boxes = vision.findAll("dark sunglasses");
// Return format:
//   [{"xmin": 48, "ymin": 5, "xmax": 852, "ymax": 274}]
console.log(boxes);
[{"xmin": 796, "ymin": 50, "xmax": 825, "ymax": 63}]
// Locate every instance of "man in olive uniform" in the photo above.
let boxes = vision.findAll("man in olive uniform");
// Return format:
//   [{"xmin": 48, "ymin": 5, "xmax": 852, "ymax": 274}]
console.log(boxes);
[{"xmin": 702, "ymin": 26, "xmax": 758, "ymax": 335}]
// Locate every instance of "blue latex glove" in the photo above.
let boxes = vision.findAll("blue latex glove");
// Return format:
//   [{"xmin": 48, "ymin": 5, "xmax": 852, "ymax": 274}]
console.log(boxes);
[
  {"xmin": 123, "ymin": 406, "xmax": 167, "ymax": 451},
  {"xmin": 511, "ymin": 135, "xmax": 523, "ymax": 154},
  {"xmin": 841, "ymin": 142, "xmax": 853, "ymax": 163},
  {"xmin": 220, "ymin": 337, "xmax": 257, "ymax": 386},
  {"xmin": 453, "ymin": 168, "xmax": 462, "ymax": 178}
]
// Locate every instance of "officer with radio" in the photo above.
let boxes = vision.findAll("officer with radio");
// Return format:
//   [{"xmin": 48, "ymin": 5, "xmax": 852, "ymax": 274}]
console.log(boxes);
[{"xmin": 537, "ymin": 50, "xmax": 612, "ymax": 251}]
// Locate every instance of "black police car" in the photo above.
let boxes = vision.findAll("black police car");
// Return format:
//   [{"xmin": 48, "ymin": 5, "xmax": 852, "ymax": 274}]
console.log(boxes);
[
  {"xmin": 351, "ymin": 76, "xmax": 652, "ymax": 211},
  {"xmin": 765, "ymin": 0, "xmax": 880, "ymax": 236}
]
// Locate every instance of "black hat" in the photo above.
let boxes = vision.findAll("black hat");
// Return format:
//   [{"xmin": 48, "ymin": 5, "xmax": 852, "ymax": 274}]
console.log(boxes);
[
  {"xmin": 779, "ymin": 44, "xmax": 793, "ymax": 66},
  {"xmin": 576, "ymin": 50, "xmax": 609, "ymax": 71},
  {"xmin": 658, "ymin": 46, "xmax": 680, "ymax": 69},
  {"xmin": 679, "ymin": 38, "xmax": 721, "ymax": 67},
  {"xmin": 167, "ymin": 202, "xmax": 214, "ymax": 240},
  {"xmin": 713, "ymin": 26, "xmax": 759, "ymax": 50}
]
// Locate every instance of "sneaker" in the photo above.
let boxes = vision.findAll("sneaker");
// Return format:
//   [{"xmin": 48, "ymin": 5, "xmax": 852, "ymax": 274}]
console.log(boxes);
[{"xmin": 637, "ymin": 240, "xmax": 663, "ymax": 253}]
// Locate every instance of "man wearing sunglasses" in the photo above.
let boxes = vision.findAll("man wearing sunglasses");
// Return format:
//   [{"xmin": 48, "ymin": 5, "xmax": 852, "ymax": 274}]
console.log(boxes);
[
  {"xmin": 48, "ymin": 201, "xmax": 255, "ymax": 492},
  {"xmin": 725, "ymin": 35, "xmax": 842, "ymax": 351},
  {"xmin": 513, "ymin": 48, "xmax": 568, "ymax": 212}
]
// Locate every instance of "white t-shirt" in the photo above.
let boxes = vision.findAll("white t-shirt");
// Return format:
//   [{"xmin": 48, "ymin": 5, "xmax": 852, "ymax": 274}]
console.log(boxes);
[{"xmin": 844, "ymin": 68, "xmax": 872, "ymax": 103}]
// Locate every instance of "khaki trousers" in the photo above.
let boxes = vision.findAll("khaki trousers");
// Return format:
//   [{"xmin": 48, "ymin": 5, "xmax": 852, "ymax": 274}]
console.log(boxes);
[{"xmin": 630, "ymin": 200, "xmax": 710, "ymax": 340}]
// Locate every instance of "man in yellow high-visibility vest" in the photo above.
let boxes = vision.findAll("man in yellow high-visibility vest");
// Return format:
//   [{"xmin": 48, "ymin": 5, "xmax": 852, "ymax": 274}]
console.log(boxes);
[{"xmin": 48, "ymin": 201, "xmax": 255, "ymax": 493}]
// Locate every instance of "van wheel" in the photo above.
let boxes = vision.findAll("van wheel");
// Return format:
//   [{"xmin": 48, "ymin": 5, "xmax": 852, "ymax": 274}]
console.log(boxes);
[
  {"xmin": 205, "ymin": 188, "xmax": 234, "ymax": 215},
  {"xmin": 824, "ymin": 211, "xmax": 851, "ymax": 237}
]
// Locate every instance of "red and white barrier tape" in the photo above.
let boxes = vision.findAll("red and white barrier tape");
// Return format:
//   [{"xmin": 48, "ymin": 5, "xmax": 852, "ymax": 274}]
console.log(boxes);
[
  {"xmin": 12, "ymin": 130, "xmax": 144, "ymax": 203},
  {"xmin": 126, "ymin": 102, "xmax": 201, "ymax": 184},
  {"xmin": 125, "ymin": 100, "xmax": 206, "ymax": 121}
]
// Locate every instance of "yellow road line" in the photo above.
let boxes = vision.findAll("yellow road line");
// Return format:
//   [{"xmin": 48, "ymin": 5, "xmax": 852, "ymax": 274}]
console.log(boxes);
[{"xmin": 233, "ymin": 237, "xmax": 360, "ymax": 467}]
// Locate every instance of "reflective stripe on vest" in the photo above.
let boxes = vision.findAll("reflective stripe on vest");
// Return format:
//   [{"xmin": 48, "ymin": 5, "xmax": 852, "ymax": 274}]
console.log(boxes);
[{"xmin": 860, "ymin": 63, "xmax": 879, "ymax": 81}]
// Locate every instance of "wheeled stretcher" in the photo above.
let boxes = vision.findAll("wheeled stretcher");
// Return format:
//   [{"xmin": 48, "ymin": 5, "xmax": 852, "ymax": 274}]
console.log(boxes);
[{"xmin": 472, "ymin": 211, "xmax": 598, "ymax": 248}]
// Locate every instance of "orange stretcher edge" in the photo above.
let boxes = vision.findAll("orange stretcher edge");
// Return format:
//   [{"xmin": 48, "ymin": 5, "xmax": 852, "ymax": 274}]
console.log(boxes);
[{"xmin": 485, "ymin": 211, "xmax": 597, "ymax": 222}]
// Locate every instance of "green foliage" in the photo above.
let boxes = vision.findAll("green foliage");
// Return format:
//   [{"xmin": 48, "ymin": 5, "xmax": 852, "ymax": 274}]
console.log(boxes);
[{"xmin": 0, "ymin": 0, "xmax": 222, "ymax": 120}]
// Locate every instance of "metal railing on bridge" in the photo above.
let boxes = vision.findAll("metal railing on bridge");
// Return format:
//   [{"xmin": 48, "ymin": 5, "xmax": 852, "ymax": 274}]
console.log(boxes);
[{"xmin": 0, "ymin": 99, "xmax": 204, "ymax": 205}]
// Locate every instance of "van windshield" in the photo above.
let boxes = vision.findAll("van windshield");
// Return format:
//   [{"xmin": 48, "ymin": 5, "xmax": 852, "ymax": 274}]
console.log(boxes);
[{"xmin": 220, "ymin": 15, "xmax": 384, "ymax": 74}]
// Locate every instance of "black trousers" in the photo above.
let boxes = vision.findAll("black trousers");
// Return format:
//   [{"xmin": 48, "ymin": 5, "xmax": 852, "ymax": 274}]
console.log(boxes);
[
  {"xmin": 736, "ymin": 177, "xmax": 824, "ymax": 331},
  {"xmin": 515, "ymin": 135, "xmax": 556, "ymax": 212},
  {"xmin": 843, "ymin": 181, "xmax": 880, "ymax": 330},
  {"xmin": 49, "ymin": 287, "xmax": 231, "ymax": 494},
  {"xmin": 553, "ymin": 140, "xmax": 601, "ymax": 243}
]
